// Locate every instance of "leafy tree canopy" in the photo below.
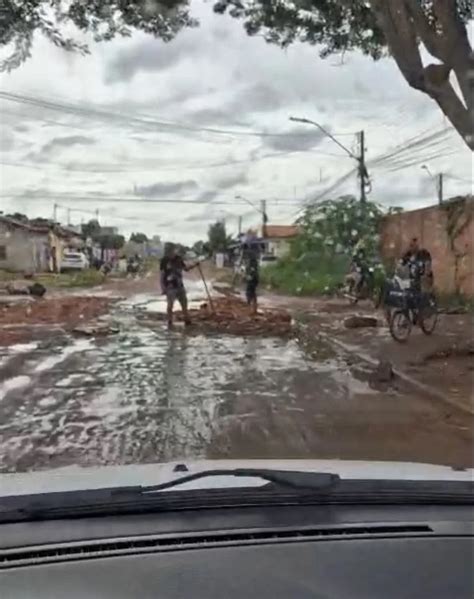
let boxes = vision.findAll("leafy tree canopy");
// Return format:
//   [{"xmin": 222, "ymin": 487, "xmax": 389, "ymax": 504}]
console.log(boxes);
[
  {"xmin": 0, "ymin": 0, "xmax": 196, "ymax": 71},
  {"xmin": 208, "ymin": 220, "xmax": 231, "ymax": 253},
  {"xmin": 81, "ymin": 219, "xmax": 101, "ymax": 240},
  {"xmin": 293, "ymin": 195, "xmax": 385, "ymax": 259},
  {"xmin": 129, "ymin": 232, "xmax": 148, "ymax": 243}
]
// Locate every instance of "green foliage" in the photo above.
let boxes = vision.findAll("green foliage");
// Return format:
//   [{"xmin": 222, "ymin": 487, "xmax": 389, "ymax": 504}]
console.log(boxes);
[
  {"xmin": 0, "ymin": 0, "xmax": 196, "ymax": 71},
  {"xmin": 99, "ymin": 234, "xmax": 125, "ymax": 250},
  {"xmin": 294, "ymin": 195, "xmax": 383, "ymax": 258},
  {"xmin": 129, "ymin": 232, "xmax": 148, "ymax": 244},
  {"xmin": 261, "ymin": 253, "xmax": 349, "ymax": 296},
  {"xmin": 82, "ymin": 219, "xmax": 101, "ymax": 240},
  {"xmin": 207, "ymin": 221, "xmax": 231, "ymax": 253},
  {"xmin": 36, "ymin": 269, "xmax": 104, "ymax": 288},
  {"xmin": 261, "ymin": 195, "xmax": 385, "ymax": 296},
  {"xmin": 213, "ymin": 1, "xmax": 471, "ymax": 59}
]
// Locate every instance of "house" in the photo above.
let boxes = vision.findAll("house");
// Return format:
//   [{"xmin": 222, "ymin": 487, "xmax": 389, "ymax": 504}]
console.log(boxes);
[
  {"xmin": 261, "ymin": 225, "xmax": 299, "ymax": 258},
  {"xmin": 0, "ymin": 216, "xmax": 84, "ymax": 274},
  {"xmin": 0, "ymin": 216, "xmax": 50, "ymax": 273}
]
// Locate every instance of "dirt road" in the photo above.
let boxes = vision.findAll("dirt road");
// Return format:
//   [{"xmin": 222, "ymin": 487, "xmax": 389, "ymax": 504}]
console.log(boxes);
[{"xmin": 0, "ymin": 275, "xmax": 472, "ymax": 473}]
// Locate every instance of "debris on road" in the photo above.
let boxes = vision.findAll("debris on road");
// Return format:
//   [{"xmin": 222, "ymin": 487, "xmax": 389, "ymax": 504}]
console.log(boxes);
[
  {"xmin": 0, "ymin": 297, "xmax": 113, "ymax": 346},
  {"xmin": 176, "ymin": 296, "xmax": 292, "ymax": 336},
  {"xmin": 344, "ymin": 315, "xmax": 378, "ymax": 329},
  {"xmin": 417, "ymin": 340, "xmax": 474, "ymax": 362},
  {"xmin": 370, "ymin": 360, "xmax": 395, "ymax": 384},
  {"xmin": 72, "ymin": 322, "xmax": 119, "ymax": 337}
]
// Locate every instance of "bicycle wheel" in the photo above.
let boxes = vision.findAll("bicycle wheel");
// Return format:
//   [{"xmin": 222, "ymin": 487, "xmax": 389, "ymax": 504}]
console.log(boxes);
[
  {"xmin": 390, "ymin": 310, "xmax": 412, "ymax": 342},
  {"xmin": 419, "ymin": 294, "xmax": 438, "ymax": 335}
]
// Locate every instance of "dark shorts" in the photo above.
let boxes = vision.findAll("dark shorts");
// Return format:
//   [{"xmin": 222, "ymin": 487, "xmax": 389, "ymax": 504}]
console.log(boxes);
[
  {"xmin": 166, "ymin": 287, "xmax": 187, "ymax": 306},
  {"xmin": 246, "ymin": 279, "xmax": 258, "ymax": 302}
]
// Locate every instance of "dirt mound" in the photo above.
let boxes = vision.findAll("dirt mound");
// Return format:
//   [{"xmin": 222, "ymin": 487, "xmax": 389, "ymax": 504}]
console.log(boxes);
[
  {"xmin": 0, "ymin": 297, "xmax": 112, "ymax": 328},
  {"xmin": 177, "ymin": 296, "xmax": 292, "ymax": 336}
]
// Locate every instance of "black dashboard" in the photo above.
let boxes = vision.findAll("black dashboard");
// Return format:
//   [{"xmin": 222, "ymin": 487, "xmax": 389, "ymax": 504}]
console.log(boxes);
[{"xmin": 1, "ymin": 504, "xmax": 473, "ymax": 598}]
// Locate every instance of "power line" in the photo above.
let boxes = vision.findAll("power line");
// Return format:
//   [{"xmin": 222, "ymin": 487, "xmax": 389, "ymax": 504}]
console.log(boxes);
[
  {"xmin": 0, "ymin": 90, "xmax": 354, "ymax": 142},
  {"xmin": 1, "ymin": 193, "xmax": 305, "ymax": 206}
]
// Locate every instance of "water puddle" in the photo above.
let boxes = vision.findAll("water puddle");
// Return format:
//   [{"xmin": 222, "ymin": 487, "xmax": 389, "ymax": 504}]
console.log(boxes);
[{"xmin": 0, "ymin": 288, "xmax": 397, "ymax": 472}]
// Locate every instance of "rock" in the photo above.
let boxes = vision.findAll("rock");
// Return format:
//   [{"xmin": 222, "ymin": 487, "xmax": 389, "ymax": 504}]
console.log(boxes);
[
  {"xmin": 370, "ymin": 360, "xmax": 395, "ymax": 383},
  {"xmin": 344, "ymin": 316, "xmax": 378, "ymax": 329}
]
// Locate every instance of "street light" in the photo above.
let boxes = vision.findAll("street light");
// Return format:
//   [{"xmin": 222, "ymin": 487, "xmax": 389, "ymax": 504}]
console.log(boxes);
[
  {"xmin": 421, "ymin": 164, "xmax": 434, "ymax": 179},
  {"xmin": 235, "ymin": 194, "xmax": 263, "ymax": 214},
  {"xmin": 289, "ymin": 116, "xmax": 357, "ymax": 159}
]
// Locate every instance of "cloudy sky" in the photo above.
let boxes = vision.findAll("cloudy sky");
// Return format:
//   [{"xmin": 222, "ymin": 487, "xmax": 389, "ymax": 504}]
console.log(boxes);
[{"xmin": 0, "ymin": 1, "xmax": 472, "ymax": 243}]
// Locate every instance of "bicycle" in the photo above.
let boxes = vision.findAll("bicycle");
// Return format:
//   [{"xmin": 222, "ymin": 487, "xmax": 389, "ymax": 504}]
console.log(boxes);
[{"xmin": 388, "ymin": 286, "xmax": 438, "ymax": 342}]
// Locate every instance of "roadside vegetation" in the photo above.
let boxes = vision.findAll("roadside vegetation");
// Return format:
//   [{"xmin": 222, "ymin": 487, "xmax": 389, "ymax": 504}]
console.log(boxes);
[{"xmin": 261, "ymin": 196, "xmax": 387, "ymax": 296}]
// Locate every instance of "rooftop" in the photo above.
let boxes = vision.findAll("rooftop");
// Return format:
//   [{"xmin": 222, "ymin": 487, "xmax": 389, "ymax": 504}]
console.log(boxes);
[{"xmin": 265, "ymin": 225, "xmax": 299, "ymax": 239}]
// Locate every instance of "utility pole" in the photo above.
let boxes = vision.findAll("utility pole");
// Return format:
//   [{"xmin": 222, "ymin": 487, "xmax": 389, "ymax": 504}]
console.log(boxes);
[
  {"xmin": 261, "ymin": 200, "xmax": 268, "ymax": 238},
  {"xmin": 437, "ymin": 173, "xmax": 444, "ymax": 204},
  {"xmin": 358, "ymin": 130, "xmax": 368, "ymax": 203},
  {"xmin": 53, "ymin": 203, "xmax": 58, "ymax": 222},
  {"xmin": 95, "ymin": 208, "xmax": 99, "ymax": 223},
  {"xmin": 67, "ymin": 208, "xmax": 71, "ymax": 226},
  {"xmin": 238, "ymin": 215, "xmax": 242, "ymax": 236}
]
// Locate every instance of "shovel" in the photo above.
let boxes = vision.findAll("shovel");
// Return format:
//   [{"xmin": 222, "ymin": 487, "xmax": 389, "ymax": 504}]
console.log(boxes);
[{"xmin": 197, "ymin": 262, "xmax": 215, "ymax": 313}]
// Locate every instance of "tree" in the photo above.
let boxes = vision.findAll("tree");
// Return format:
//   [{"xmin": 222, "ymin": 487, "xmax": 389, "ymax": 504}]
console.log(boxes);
[
  {"xmin": 130, "ymin": 232, "xmax": 148, "ymax": 243},
  {"xmin": 81, "ymin": 219, "xmax": 101, "ymax": 240},
  {"xmin": 208, "ymin": 221, "xmax": 230, "ymax": 253},
  {"xmin": 214, "ymin": 1, "xmax": 473, "ymax": 150},
  {"xmin": 293, "ymin": 195, "xmax": 384, "ymax": 258},
  {"xmin": 99, "ymin": 233, "xmax": 125, "ymax": 250},
  {"xmin": 0, "ymin": 1, "xmax": 196, "ymax": 71}
]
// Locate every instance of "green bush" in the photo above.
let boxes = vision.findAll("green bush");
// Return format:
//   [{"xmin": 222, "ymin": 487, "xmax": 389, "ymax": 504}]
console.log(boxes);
[{"xmin": 261, "ymin": 253, "xmax": 349, "ymax": 296}]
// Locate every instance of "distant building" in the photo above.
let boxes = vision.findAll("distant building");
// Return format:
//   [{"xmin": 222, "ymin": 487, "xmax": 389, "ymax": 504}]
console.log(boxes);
[
  {"xmin": 0, "ymin": 216, "xmax": 49, "ymax": 273},
  {"xmin": 261, "ymin": 225, "xmax": 299, "ymax": 258},
  {"xmin": 0, "ymin": 216, "xmax": 83, "ymax": 273}
]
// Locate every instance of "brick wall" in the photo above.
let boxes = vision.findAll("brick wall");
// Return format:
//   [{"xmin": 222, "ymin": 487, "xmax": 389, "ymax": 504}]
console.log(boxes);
[{"xmin": 380, "ymin": 197, "xmax": 474, "ymax": 297}]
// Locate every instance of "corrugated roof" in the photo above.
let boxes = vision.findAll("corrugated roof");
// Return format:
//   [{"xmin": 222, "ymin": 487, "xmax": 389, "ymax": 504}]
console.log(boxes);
[{"xmin": 265, "ymin": 225, "xmax": 299, "ymax": 239}]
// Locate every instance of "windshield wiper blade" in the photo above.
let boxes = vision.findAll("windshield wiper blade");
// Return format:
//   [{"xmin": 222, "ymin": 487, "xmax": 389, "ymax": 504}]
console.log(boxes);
[{"xmin": 133, "ymin": 468, "xmax": 340, "ymax": 494}]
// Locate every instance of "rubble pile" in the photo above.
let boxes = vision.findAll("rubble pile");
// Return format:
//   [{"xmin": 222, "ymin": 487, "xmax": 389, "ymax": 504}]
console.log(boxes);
[
  {"xmin": 176, "ymin": 296, "xmax": 293, "ymax": 336},
  {"xmin": 0, "ymin": 297, "xmax": 112, "ymax": 328}
]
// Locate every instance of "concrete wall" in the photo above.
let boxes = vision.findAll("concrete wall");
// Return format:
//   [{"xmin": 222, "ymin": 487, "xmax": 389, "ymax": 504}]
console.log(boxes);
[
  {"xmin": 380, "ymin": 197, "xmax": 474, "ymax": 297},
  {"xmin": 0, "ymin": 224, "xmax": 50, "ymax": 273}
]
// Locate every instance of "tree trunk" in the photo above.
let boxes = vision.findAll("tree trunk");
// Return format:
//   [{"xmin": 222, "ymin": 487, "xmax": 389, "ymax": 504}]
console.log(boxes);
[{"xmin": 371, "ymin": 0, "xmax": 473, "ymax": 151}]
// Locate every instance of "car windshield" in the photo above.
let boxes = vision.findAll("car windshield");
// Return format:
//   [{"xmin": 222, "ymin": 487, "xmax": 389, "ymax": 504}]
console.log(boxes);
[{"xmin": 0, "ymin": 1, "xmax": 472, "ymax": 492}]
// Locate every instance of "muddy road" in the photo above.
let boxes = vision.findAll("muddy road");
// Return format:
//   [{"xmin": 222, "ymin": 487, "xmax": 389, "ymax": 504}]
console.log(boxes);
[{"xmin": 0, "ymin": 279, "xmax": 472, "ymax": 472}]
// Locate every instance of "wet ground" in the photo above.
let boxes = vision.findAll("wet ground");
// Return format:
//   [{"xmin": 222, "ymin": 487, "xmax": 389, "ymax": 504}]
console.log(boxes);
[{"xmin": 0, "ymin": 279, "xmax": 472, "ymax": 472}]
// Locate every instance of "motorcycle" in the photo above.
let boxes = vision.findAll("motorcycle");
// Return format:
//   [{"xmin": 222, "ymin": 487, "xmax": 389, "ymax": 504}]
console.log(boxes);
[{"xmin": 344, "ymin": 263, "xmax": 381, "ymax": 307}]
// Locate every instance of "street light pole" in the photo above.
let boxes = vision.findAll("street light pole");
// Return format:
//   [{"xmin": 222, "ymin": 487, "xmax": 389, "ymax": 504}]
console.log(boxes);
[{"xmin": 289, "ymin": 116, "xmax": 369, "ymax": 202}]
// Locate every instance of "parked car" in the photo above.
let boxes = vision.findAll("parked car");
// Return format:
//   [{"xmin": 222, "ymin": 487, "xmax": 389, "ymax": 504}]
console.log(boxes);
[{"xmin": 60, "ymin": 251, "xmax": 89, "ymax": 272}]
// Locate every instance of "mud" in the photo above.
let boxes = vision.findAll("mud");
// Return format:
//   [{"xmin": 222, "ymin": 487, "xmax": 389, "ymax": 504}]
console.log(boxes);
[{"xmin": 0, "ymin": 279, "xmax": 472, "ymax": 473}]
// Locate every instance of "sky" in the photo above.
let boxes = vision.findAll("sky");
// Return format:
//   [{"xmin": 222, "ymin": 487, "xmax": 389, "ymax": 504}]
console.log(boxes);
[{"xmin": 0, "ymin": 1, "xmax": 472, "ymax": 244}]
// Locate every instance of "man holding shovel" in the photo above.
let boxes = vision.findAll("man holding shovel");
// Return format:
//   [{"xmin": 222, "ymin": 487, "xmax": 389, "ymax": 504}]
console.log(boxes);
[{"xmin": 160, "ymin": 244, "xmax": 198, "ymax": 328}]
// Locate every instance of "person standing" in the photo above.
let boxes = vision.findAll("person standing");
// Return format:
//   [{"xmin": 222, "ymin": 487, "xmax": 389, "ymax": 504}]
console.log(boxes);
[
  {"xmin": 160, "ymin": 245, "xmax": 197, "ymax": 328},
  {"xmin": 244, "ymin": 251, "xmax": 260, "ymax": 314}
]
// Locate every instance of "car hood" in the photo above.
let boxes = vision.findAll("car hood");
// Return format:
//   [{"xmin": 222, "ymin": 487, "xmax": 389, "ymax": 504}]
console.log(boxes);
[{"xmin": 1, "ymin": 459, "xmax": 472, "ymax": 497}]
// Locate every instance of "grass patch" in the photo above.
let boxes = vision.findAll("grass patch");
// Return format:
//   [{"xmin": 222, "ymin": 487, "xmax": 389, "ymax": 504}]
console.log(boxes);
[
  {"xmin": 0, "ymin": 270, "xmax": 17, "ymax": 282},
  {"xmin": 260, "ymin": 253, "xmax": 349, "ymax": 296},
  {"xmin": 35, "ymin": 269, "xmax": 105, "ymax": 288}
]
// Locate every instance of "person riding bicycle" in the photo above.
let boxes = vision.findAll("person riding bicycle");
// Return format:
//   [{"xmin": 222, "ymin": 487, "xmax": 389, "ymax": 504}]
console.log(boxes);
[{"xmin": 401, "ymin": 238, "xmax": 433, "ymax": 291}]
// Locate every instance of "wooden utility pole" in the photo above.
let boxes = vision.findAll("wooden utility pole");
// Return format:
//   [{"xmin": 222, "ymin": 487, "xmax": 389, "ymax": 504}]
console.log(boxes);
[
  {"xmin": 53, "ymin": 203, "xmax": 58, "ymax": 222},
  {"xmin": 358, "ymin": 130, "xmax": 367, "ymax": 203},
  {"xmin": 238, "ymin": 215, "xmax": 242, "ymax": 235},
  {"xmin": 437, "ymin": 173, "xmax": 444, "ymax": 204}
]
